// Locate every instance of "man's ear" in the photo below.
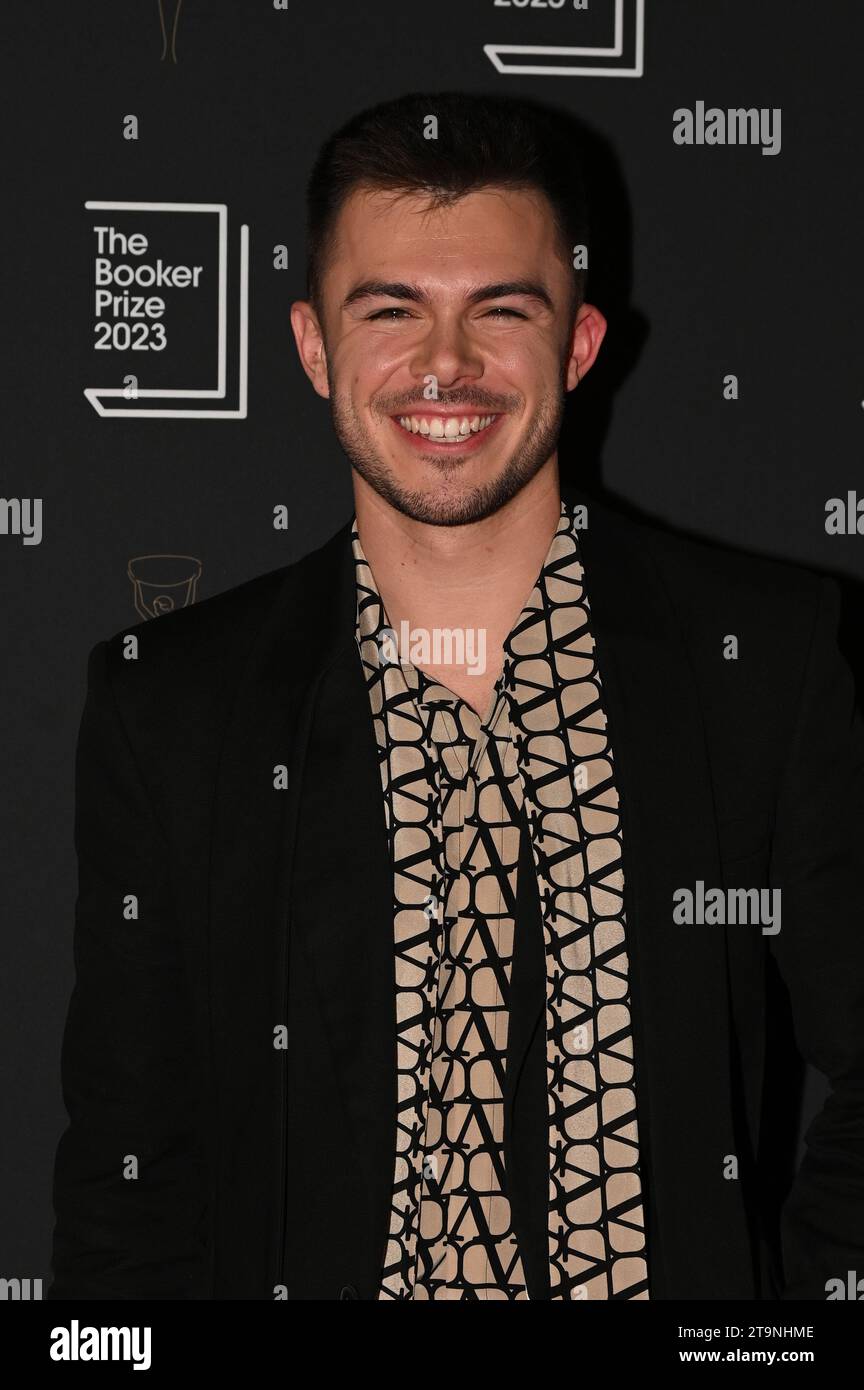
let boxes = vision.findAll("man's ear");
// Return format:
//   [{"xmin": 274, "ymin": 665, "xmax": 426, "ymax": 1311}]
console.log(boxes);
[
  {"xmin": 565, "ymin": 302, "xmax": 607, "ymax": 392},
  {"xmin": 290, "ymin": 300, "xmax": 330, "ymax": 399}
]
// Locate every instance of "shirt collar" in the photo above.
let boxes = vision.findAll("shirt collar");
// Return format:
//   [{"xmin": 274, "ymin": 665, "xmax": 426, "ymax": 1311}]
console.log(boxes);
[{"xmin": 351, "ymin": 497, "xmax": 581, "ymax": 749}]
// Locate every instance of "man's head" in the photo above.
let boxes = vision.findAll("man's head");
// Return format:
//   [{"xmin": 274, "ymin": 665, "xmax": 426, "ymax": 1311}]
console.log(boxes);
[{"xmin": 291, "ymin": 91, "xmax": 606, "ymax": 526}]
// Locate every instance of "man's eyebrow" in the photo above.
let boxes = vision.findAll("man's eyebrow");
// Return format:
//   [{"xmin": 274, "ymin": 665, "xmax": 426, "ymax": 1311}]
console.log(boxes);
[
  {"xmin": 341, "ymin": 279, "xmax": 554, "ymax": 310},
  {"xmin": 342, "ymin": 281, "xmax": 427, "ymax": 309},
  {"xmin": 466, "ymin": 280, "xmax": 554, "ymax": 310}
]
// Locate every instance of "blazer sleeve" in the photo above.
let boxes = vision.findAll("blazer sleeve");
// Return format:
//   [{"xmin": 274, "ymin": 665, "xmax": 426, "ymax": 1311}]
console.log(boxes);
[
  {"xmin": 768, "ymin": 575, "xmax": 864, "ymax": 1300},
  {"xmin": 47, "ymin": 640, "xmax": 210, "ymax": 1299}
]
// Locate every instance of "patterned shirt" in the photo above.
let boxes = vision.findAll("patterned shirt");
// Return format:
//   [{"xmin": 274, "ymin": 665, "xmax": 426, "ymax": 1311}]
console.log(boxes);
[{"xmin": 353, "ymin": 499, "xmax": 650, "ymax": 1300}]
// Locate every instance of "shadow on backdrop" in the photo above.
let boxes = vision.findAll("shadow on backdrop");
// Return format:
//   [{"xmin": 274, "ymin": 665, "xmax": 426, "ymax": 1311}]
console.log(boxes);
[{"xmin": 543, "ymin": 97, "xmax": 864, "ymax": 1284}]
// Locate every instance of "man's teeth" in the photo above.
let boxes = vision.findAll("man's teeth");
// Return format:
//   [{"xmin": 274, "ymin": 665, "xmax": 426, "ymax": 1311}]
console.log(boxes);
[{"xmin": 395, "ymin": 414, "xmax": 496, "ymax": 439}]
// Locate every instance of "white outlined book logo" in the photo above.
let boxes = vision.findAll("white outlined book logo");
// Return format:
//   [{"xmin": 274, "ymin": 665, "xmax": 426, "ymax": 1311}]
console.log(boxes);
[
  {"xmin": 485, "ymin": 0, "xmax": 644, "ymax": 78},
  {"xmin": 84, "ymin": 201, "xmax": 248, "ymax": 419}
]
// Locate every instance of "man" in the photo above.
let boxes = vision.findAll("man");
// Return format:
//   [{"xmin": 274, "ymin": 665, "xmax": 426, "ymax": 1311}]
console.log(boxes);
[{"xmin": 49, "ymin": 91, "xmax": 864, "ymax": 1301}]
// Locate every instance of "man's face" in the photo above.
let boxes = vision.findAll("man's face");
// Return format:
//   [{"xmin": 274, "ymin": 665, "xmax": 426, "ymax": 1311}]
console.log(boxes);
[{"xmin": 291, "ymin": 184, "xmax": 604, "ymax": 526}]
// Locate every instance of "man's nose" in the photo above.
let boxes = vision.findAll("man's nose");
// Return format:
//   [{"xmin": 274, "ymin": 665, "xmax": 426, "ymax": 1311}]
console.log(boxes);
[{"xmin": 409, "ymin": 320, "xmax": 483, "ymax": 389}]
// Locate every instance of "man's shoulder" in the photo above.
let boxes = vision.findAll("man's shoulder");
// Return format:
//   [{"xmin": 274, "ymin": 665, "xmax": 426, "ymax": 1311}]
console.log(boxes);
[
  {"xmin": 92, "ymin": 517, "xmax": 352, "ymax": 692},
  {"xmin": 94, "ymin": 563, "xmax": 287, "ymax": 689},
  {"xmin": 581, "ymin": 490, "xmax": 828, "ymax": 629}
]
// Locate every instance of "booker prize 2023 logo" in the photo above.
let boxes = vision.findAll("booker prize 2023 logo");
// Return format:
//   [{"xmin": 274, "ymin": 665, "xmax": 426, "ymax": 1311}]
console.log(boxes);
[
  {"xmin": 84, "ymin": 201, "xmax": 248, "ymax": 420},
  {"xmin": 485, "ymin": 0, "xmax": 644, "ymax": 79}
]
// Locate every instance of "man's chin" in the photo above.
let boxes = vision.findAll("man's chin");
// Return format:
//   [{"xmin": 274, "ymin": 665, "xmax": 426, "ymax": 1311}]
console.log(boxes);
[
  {"xmin": 389, "ymin": 490, "xmax": 496, "ymax": 528},
  {"xmin": 357, "ymin": 462, "xmax": 537, "ymax": 528}
]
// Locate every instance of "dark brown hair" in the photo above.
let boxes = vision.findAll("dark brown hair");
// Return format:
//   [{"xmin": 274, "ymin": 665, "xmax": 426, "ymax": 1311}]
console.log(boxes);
[{"xmin": 305, "ymin": 90, "xmax": 591, "ymax": 319}]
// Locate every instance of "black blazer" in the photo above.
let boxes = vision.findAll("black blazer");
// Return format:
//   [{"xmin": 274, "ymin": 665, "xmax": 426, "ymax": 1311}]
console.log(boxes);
[{"xmin": 47, "ymin": 487, "xmax": 864, "ymax": 1300}]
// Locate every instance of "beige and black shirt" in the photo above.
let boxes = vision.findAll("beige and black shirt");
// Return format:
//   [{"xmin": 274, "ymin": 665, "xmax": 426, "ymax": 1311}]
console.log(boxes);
[{"xmin": 353, "ymin": 499, "xmax": 649, "ymax": 1300}]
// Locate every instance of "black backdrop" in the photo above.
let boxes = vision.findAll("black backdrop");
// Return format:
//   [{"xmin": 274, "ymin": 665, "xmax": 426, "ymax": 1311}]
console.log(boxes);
[{"xmin": 2, "ymin": 0, "xmax": 862, "ymax": 1291}]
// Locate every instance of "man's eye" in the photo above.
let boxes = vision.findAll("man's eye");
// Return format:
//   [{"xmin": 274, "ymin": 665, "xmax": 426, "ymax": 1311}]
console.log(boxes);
[{"xmin": 366, "ymin": 305, "xmax": 527, "ymax": 321}]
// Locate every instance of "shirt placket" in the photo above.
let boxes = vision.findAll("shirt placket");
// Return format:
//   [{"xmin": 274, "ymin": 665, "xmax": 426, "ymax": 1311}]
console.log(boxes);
[{"xmin": 414, "ymin": 697, "xmax": 475, "ymax": 1294}]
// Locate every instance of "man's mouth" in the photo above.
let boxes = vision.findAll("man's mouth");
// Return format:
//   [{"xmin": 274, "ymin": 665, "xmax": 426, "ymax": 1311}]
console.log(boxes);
[{"xmin": 390, "ymin": 412, "xmax": 502, "ymax": 447}]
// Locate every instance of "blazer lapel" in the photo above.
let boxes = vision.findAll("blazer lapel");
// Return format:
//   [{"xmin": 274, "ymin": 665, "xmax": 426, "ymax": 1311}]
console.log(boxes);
[
  {"xmin": 559, "ymin": 488, "xmax": 753, "ymax": 1297},
  {"xmin": 207, "ymin": 518, "xmax": 395, "ymax": 1293},
  {"xmin": 289, "ymin": 636, "xmax": 397, "ymax": 1244}
]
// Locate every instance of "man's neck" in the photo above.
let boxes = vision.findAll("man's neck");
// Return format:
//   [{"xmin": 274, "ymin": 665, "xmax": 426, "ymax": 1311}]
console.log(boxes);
[{"xmin": 353, "ymin": 460, "xmax": 562, "ymax": 715}]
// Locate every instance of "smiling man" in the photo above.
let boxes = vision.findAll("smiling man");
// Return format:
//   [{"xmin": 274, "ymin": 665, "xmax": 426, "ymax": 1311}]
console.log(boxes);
[
  {"xmin": 49, "ymin": 92, "xmax": 864, "ymax": 1303},
  {"xmin": 290, "ymin": 172, "xmax": 602, "ymax": 714}
]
